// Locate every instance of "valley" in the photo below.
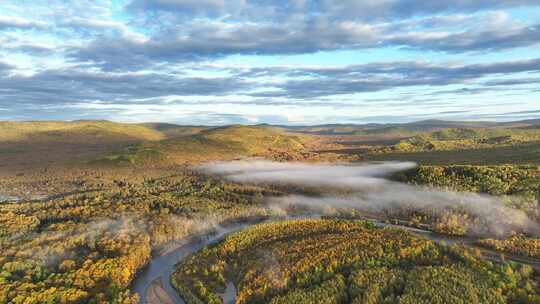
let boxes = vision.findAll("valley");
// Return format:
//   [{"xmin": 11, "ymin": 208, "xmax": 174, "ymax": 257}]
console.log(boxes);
[{"xmin": 1, "ymin": 119, "xmax": 540, "ymax": 303}]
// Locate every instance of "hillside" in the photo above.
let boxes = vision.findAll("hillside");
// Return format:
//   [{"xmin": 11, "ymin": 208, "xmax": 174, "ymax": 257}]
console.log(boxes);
[
  {"xmin": 380, "ymin": 127, "xmax": 540, "ymax": 153},
  {"xmin": 0, "ymin": 120, "xmax": 165, "ymax": 143},
  {"xmin": 283, "ymin": 119, "xmax": 540, "ymax": 136},
  {"xmin": 315, "ymin": 125, "xmax": 540, "ymax": 165},
  {"xmin": 368, "ymin": 142, "xmax": 540, "ymax": 165},
  {"xmin": 99, "ymin": 125, "xmax": 319, "ymax": 166},
  {"xmin": 351, "ymin": 126, "xmax": 417, "ymax": 137},
  {"xmin": 139, "ymin": 123, "xmax": 207, "ymax": 139},
  {"xmin": 283, "ymin": 119, "xmax": 501, "ymax": 136},
  {"xmin": 0, "ymin": 121, "xmax": 169, "ymax": 172},
  {"xmin": 4, "ymin": 119, "xmax": 540, "ymax": 171}
]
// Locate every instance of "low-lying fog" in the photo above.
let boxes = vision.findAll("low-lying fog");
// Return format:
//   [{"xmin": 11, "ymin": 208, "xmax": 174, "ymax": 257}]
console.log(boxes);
[{"xmin": 200, "ymin": 160, "xmax": 539, "ymax": 237}]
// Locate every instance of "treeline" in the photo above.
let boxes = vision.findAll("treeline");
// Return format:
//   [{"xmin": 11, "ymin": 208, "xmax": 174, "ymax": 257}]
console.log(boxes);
[
  {"xmin": 395, "ymin": 165, "xmax": 540, "ymax": 196},
  {"xmin": 388, "ymin": 165, "xmax": 540, "ymax": 235},
  {"xmin": 478, "ymin": 235, "xmax": 540, "ymax": 259}
]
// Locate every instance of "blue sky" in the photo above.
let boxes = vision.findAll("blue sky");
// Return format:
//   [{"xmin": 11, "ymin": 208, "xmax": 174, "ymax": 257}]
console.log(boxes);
[{"xmin": 0, "ymin": 0, "xmax": 539, "ymax": 125}]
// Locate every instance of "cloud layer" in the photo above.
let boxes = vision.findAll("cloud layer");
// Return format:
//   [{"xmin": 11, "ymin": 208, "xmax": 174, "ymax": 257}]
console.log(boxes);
[{"xmin": 0, "ymin": 1, "xmax": 539, "ymax": 123}]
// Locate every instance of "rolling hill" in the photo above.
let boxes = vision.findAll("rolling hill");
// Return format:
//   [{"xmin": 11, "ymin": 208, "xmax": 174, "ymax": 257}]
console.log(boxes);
[
  {"xmin": 3, "ymin": 118, "xmax": 540, "ymax": 171},
  {"xmin": 281, "ymin": 119, "xmax": 540, "ymax": 136},
  {"xmin": 98, "ymin": 125, "xmax": 315, "ymax": 166},
  {"xmin": 0, "ymin": 120, "xmax": 166, "ymax": 143},
  {"xmin": 0, "ymin": 121, "xmax": 196, "ymax": 172},
  {"xmin": 139, "ymin": 122, "xmax": 207, "ymax": 138}
]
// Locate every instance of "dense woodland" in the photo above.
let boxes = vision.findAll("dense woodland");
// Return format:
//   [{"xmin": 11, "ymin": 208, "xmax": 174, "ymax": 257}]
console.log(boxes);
[
  {"xmin": 1, "ymin": 121, "xmax": 540, "ymax": 303},
  {"xmin": 396, "ymin": 165, "xmax": 540, "ymax": 197},
  {"xmin": 0, "ymin": 169, "xmax": 273, "ymax": 303},
  {"xmin": 173, "ymin": 219, "xmax": 540, "ymax": 304},
  {"xmin": 478, "ymin": 236, "xmax": 540, "ymax": 259}
]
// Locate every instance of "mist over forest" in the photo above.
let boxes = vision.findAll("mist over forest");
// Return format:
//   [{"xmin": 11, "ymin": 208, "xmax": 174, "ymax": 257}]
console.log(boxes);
[{"xmin": 2, "ymin": 0, "xmax": 540, "ymax": 302}]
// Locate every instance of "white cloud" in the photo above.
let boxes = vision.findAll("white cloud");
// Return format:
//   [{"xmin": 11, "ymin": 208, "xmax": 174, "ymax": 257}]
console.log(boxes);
[
  {"xmin": 0, "ymin": 0, "xmax": 539, "ymax": 123},
  {"xmin": 0, "ymin": 15, "xmax": 47, "ymax": 30}
]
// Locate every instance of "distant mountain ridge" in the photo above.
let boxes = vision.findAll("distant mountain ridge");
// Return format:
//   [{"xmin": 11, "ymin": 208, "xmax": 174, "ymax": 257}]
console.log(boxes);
[
  {"xmin": 274, "ymin": 119, "xmax": 540, "ymax": 135},
  {"xmin": 2, "ymin": 118, "xmax": 539, "ymax": 140}
]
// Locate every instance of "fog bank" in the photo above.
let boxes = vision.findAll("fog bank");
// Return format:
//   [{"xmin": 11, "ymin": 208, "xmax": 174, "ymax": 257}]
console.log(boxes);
[
  {"xmin": 201, "ymin": 160, "xmax": 539, "ymax": 237},
  {"xmin": 200, "ymin": 160, "xmax": 417, "ymax": 190}
]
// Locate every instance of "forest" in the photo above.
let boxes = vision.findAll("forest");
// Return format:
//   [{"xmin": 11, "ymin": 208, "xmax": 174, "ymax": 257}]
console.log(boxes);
[
  {"xmin": 3, "ymin": 0, "xmax": 540, "ymax": 300},
  {"xmin": 0, "ymin": 168, "xmax": 272, "ymax": 303},
  {"xmin": 172, "ymin": 219, "xmax": 540, "ymax": 304},
  {"xmin": 1, "ymin": 121, "xmax": 540, "ymax": 303}
]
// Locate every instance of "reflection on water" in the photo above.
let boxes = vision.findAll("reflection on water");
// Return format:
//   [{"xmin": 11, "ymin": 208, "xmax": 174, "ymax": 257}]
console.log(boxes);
[
  {"xmin": 0, "ymin": 194, "xmax": 20, "ymax": 203},
  {"xmin": 220, "ymin": 281, "xmax": 237, "ymax": 304}
]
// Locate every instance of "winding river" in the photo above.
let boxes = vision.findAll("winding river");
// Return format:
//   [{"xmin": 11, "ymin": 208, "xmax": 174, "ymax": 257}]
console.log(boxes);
[
  {"xmin": 131, "ymin": 221, "xmax": 266, "ymax": 304},
  {"xmin": 131, "ymin": 215, "xmax": 540, "ymax": 304}
]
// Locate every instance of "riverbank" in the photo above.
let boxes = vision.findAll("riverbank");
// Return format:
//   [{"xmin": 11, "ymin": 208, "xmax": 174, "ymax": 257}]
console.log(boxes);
[{"xmin": 133, "ymin": 214, "xmax": 540, "ymax": 304}]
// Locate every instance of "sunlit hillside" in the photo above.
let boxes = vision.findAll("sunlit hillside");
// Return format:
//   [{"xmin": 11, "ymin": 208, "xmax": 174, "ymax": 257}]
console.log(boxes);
[
  {"xmin": 140, "ymin": 123, "xmax": 208, "ymax": 139},
  {"xmin": 0, "ymin": 120, "xmax": 166, "ymax": 143},
  {"xmin": 99, "ymin": 125, "xmax": 315, "ymax": 166},
  {"xmin": 0, "ymin": 121, "xmax": 185, "ymax": 172}
]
